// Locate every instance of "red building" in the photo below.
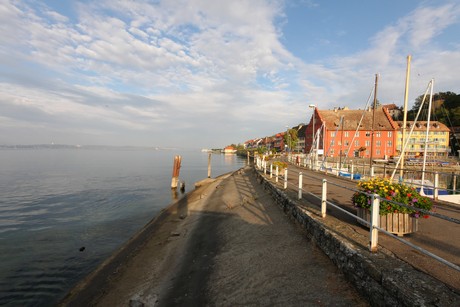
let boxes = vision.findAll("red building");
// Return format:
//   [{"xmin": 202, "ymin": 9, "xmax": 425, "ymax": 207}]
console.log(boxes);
[{"xmin": 305, "ymin": 107, "xmax": 398, "ymax": 159}]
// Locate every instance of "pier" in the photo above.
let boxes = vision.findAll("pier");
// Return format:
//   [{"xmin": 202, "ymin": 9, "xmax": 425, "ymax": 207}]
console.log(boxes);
[{"xmin": 60, "ymin": 162, "xmax": 459, "ymax": 306}]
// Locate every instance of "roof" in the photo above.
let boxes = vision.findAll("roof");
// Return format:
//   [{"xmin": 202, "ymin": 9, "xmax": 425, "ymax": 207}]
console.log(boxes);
[
  {"xmin": 395, "ymin": 121, "xmax": 450, "ymax": 132},
  {"xmin": 382, "ymin": 103, "xmax": 398, "ymax": 110},
  {"xmin": 317, "ymin": 107, "xmax": 397, "ymax": 131}
]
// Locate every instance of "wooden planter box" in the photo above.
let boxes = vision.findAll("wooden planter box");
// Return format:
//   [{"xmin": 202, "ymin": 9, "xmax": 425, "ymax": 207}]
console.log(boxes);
[{"xmin": 357, "ymin": 207, "xmax": 418, "ymax": 236}]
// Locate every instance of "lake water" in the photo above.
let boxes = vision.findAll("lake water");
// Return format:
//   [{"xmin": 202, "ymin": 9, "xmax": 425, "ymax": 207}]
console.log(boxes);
[{"xmin": 0, "ymin": 148, "xmax": 245, "ymax": 306}]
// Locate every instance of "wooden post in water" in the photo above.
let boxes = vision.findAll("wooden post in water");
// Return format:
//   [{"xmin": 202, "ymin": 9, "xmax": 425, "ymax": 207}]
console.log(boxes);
[
  {"xmin": 171, "ymin": 155, "xmax": 182, "ymax": 189},
  {"xmin": 207, "ymin": 153, "xmax": 212, "ymax": 178}
]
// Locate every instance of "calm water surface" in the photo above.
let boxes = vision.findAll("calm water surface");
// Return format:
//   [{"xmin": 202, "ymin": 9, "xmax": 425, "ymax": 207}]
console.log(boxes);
[{"xmin": 0, "ymin": 148, "xmax": 245, "ymax": 306}]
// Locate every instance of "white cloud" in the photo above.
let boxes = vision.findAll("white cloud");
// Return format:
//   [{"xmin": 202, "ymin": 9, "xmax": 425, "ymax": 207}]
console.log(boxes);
[
  {"xmin": 0, "ymin": 0, "xmax": 459, "ymax": 147},
  {"xmin": 292, "ymin": 2, "xmax": 460, "ymax": 110}
]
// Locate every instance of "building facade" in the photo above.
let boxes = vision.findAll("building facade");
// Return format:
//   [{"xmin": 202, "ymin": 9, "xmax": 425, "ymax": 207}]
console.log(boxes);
[
  {"xmin": 395, "ymin": 121, "xmax": 451, "ymax": 158},
  {"xmin": 305, "ymin": 107, "xmax": 398, "ymax": 159}
]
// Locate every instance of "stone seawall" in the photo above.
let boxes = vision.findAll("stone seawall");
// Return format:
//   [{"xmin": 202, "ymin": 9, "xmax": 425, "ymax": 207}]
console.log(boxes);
[{"xmin": 255, "ymin": 169, "xmax": 459, "ymax": 307}]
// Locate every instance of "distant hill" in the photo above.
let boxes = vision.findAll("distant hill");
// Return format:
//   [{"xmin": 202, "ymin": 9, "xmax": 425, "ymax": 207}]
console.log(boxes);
[{"xmin": 0, "ymin": 144, "xmax": 176, "ymax": 150}]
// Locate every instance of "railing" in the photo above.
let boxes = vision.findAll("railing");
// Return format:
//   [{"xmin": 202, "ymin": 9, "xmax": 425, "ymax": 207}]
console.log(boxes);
[
  {"xmin": 251, "ymin": 152, "xmax": 459, "ymax": 197},
  {"xmin": 280, "ymin": 154, "xmax": 460, "ymax": 198},
  {"xmin": 254, "ymin": 156, "xmax": 460, "ymax": 273}
]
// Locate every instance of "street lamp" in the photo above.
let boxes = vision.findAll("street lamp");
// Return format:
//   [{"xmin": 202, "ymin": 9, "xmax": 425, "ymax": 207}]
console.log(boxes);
[
  {"xmin": 309, "ymin": 104, "xmax": 316, "ymax": 150},
  {"xmin": 309, "ymin": 104, "xmax": 316, "ymax": 169},
  {"xmin": 285, "ymin": 125, "xmax": 290, "ymax": 153}
]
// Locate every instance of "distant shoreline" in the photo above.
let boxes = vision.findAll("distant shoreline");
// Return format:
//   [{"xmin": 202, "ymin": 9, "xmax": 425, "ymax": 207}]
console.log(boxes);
[{"xmin": 0, "ymin": 144, "xmax": 192, "ymax": 151}]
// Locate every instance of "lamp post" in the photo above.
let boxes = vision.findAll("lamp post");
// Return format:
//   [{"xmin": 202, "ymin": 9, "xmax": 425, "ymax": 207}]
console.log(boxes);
[
  {"xmin": 309, "ymin": 104, "xmax": 316, "ymax": 169},
  {"xmin": 285, "ymin": 125, "xmax": 290, "ymax": 154},
  {"xmin": 309, "ymin": 104, "xmax": 316, "ymax": 151}
]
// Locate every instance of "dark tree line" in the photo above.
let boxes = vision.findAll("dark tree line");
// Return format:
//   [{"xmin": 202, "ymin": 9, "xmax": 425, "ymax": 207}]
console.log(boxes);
[
  {"xmin": 407, "ymin": 91, "xmax": 460, "ymax": 126},
  {"xmin": 391, "ymin": 91, "xmax": 460, "ymax": 126},
  {"xmin": 390, "ymin": 91, "xmax": 460, "ymax": 155}
]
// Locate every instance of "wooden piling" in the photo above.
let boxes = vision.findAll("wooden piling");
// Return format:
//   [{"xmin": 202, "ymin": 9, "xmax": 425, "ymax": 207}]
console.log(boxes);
[
  {"xmin": 207, "ymin": 153, "xmax": 211, "ymax": 178},
  {"xmin": 171, "ymin": 155, "xmax": 182, "ymax": 189}
]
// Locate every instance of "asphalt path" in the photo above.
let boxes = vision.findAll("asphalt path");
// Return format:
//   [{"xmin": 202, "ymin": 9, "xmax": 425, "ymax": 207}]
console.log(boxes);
[
  {"xmin": 276, "ymin": 163, "xmax": 460, "ymax": 292},
  {"xmin": 156, "ymin": 168, "xmax": 368, "ymax": 306}
]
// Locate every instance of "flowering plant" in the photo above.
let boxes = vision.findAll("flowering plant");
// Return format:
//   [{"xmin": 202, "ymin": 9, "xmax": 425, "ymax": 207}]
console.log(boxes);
[
  {"xmin": 272, "ymin": 161, "xmax": 288, "ymax": 170},
  {"xmin": 352, "ymin": 177, "xmax": 433, "ymax": 218}
]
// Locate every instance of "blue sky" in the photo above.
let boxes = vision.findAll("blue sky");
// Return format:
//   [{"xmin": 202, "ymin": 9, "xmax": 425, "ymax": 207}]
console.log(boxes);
[{"xmin": 1, "ymin": 0, "xmax": 459, "ymax": 148}]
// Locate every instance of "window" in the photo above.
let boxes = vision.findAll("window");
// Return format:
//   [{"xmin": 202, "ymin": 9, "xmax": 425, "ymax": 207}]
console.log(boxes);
[
  {"xmin": 345, "ymin": 131, "xmax": 349, "ymax": 137},
  {"xmin": 331, "ymin": 132, "xmax": 336, "ymax": 137},
  {"xmin": 355, "ymin": 131, "xmax": 360, "ymax": 137},
  {"xmin": 366, "ymin": 132, "xmax": 371, "ymax": 137},
  {"xmin": 387, "ymin": 141, "xmax": 392, "ymax": 147},
  {"xmin": 365, "ymin": 140, "xmax": 370, "ymax": 147},
  {"xmin": 355, "ymin": 140, "xmax": 359, "ymax": 146},
  {"xmin": 376, "ymin": 150, "xmax": 381, "ymax": 155},
  {"xmin": 345, "ymin": 140, "xmax": 349, "ymax": 146},
  {"xmin": 376, "ymin": 131, "xmax": 381, "ymax": 137},
  {"xmin": 376, "ymin": 140, "xmax": 381, "ymax": 147},
  {"xmin": 388, "ymin": 131, "xmax": 392, "ymax": 137},
  {"xmin": 331, "ymin": 140, "xmax": 335, "ymax": 146}
]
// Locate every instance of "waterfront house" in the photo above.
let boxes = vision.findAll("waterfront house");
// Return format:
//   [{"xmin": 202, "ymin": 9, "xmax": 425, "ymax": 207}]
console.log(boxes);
[
  {"xmin": 223, "ymin": 146, "xmax": 237, "ymax": 154},
  {"xmin": 293, "ymin": 124, "xmax": 306, "ymax": 153},
  {"xmin": 395, "ymin": 121, "xmax": 451, "ymax": 158},
  {"xmin": 273, "ymin": 132, "xmax": 286, "ymax": 152},
  {"xmin": 305, "ymin": 107, "xmax": 398, "ymax": 159}
]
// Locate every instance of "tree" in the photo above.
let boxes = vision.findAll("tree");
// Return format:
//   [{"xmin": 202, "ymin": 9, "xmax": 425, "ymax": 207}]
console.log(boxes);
[
  {"xmin": 408, "ymin": 91, "xmax": 460, "ymax": 126},
  {"xmin": 283, "ymin": 128, "xmax": 299, "ymax": 152},
  {"xmin": 370, "ymin": 99, "xmax": 382, "ymax": 109}
]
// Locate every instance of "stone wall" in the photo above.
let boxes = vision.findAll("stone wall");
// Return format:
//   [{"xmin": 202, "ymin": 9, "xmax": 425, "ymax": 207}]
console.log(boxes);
[{"xmin": 255, "ymin": 170, "xmax": 459, "ymax": 307}]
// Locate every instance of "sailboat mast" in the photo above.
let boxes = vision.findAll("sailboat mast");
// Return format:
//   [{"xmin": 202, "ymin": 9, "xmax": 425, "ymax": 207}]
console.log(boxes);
[
  {"xmin": 421, "ymin": 79, "xmax": 434, "ymax": 190},
  {"xmin": 369, "ymin": 73, "xmax": 379, "ymax": 168},
  {"xmin": 400, "ymin": 55, "xmax": 411, "ymax": 182}
]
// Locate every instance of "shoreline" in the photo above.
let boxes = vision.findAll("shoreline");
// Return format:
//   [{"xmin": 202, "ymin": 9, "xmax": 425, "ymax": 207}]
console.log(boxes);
[
  {"xmin": 59, "ymin": 167, "xmax": 368, "ymax": 306},
  {"xmin": 59, "ymin": 172, "xmax": 228, "ymax": 306}
]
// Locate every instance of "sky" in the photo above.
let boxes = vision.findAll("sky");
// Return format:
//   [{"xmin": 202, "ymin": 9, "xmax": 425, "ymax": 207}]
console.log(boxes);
[{"xmin": 1, "ymin": 0, "xmax": 459, "ymax": 148}]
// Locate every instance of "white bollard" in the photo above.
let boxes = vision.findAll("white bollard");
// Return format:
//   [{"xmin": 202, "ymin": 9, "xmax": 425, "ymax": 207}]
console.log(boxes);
[
  {"xmin": 321, "ymin": 179, "xmax": 327, "ymax": 218},
  {"xmin": 270, "ymin": 164, "xmax": 273, "ymax": 178},
  {"xmin": 284, "ymin": 168, "xmax": 288, "ymax": 189},
  {"xmin": 434, "ymin": 172, "xmax": 439, "ymax": 200},
  {"xmin": 298, "ymin": 172, "xmax": 303, "ymax": 199},
  {"xmin": 370, "ymin": 194, "xmax": 380, "ymax": 253},
  {"xmin": 275, "ymin": 166, "xmax": 279, "ymax": 183}
]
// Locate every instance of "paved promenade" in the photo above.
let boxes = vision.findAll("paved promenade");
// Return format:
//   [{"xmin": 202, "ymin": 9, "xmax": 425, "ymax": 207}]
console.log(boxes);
[
  {"xmin": 277, "ymin": 163, "xmax": 460, "ymax": 292},
  {"xmin": 61, "ymin": 167, "xmax": 367, "ymax": 306}
]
